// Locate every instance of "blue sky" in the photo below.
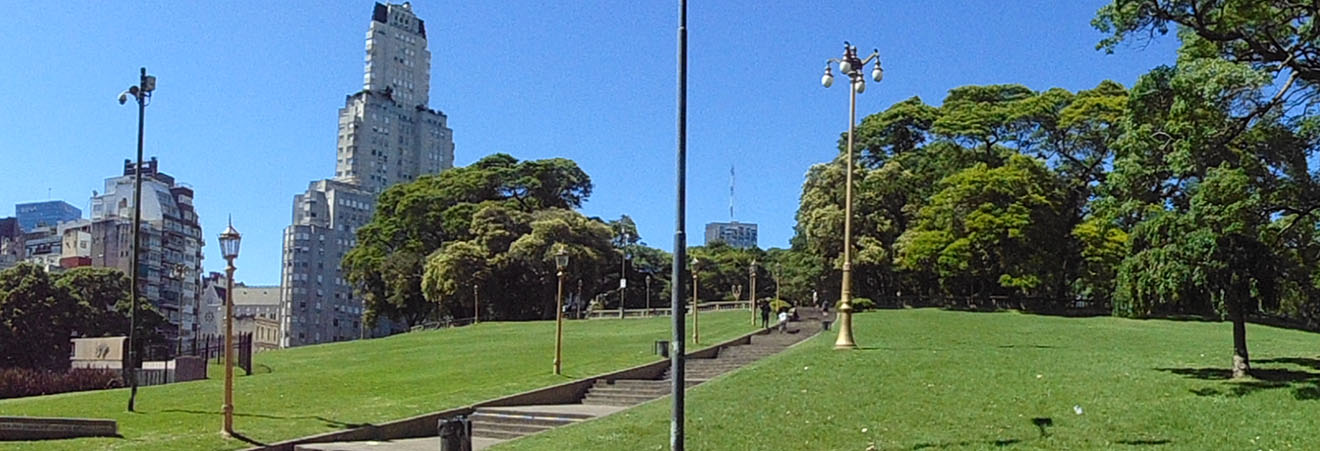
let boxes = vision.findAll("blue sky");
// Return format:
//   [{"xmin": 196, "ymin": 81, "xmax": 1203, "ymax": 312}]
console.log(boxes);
[{"xmin": 0, "ymin": 1, "xmax": 1177, "ymax": 285}]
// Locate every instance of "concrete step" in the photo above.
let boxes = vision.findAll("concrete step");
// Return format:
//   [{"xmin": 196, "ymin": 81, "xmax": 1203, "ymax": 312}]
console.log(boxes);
[
  {"xmin": 588, "ymin": 386, "xmax": 670, "ymax": 397},
  {"xmin": 720, "ymin": 348, "xmax": 780, "ymax": 356},
  {"xmin": 582, "ymin": 396, "xmax": 654, "ymax": 406},
  {"xmin": 470, "ymin": 427, "xmax": 525, "ymax": 440},
  {"xmin": 470, "ymin": 412, "xmax": 579, "ymax": 429},
  {"xmin": 470, "ymin": 420, "xmax": 553, "ymax": 439},
  {"xmin": 603, "ymin": 379, "xmax": 670, "ymax": 388},
  {"xmin": 582, "ymin": 392, "xmax": 661, "ymax": 403}
]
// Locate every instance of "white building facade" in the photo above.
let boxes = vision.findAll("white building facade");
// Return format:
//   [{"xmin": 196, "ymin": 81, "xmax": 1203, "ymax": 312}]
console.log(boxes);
[{"xmin": 89, "ymin": 158, "xmax": 204, "ymax": 343}]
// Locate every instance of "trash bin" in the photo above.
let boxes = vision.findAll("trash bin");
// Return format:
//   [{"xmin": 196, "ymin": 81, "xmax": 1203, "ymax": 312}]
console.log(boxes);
[
  {"xmin": 655, "ymin": 340, "xmax": 670, "ymax": 358},
  {"xmin": 821, "ymin": 320, "xmax": 833, "ymax": 331},
  {"xmin": 438, "ymin": 416, "xmax": 471, "ymax": 451}
]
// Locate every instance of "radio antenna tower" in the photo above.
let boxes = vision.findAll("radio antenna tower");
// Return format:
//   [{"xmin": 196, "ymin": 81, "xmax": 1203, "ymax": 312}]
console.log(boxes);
[{"xmin": 729, "ymin": 165, "xmax": 735, "ymax": 221}]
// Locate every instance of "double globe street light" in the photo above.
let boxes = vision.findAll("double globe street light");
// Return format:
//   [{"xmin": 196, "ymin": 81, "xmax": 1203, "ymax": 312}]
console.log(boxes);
[{"xmin": 821, "ymin": 42, "xmax": 883, "ymax": 350}]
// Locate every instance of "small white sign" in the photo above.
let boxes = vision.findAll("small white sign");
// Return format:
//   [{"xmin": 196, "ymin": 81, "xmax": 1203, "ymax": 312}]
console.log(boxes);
[{"xmin": 620, "ymin": 279, "xmax": 627, "ymax": 288}]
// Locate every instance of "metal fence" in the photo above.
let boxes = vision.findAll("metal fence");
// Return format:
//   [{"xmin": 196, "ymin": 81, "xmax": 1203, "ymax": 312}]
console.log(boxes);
[
  {"xmin": 586, "ymin": 301, "xmax": 753, "ymax": 319},
  {"xmin": 178, "ymin": 333, "xmax": 253, "ymax": 376}
]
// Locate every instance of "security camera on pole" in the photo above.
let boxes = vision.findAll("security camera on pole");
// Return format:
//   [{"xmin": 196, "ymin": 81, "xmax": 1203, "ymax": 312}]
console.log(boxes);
[{"xmin": 117, "ymin": 67, "xmax": 156, "ymax": 412}]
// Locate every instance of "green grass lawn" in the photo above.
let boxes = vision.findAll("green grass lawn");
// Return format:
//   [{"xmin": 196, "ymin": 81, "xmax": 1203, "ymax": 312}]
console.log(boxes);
[
  {"xmin": 0, "ymin": 311, "xmax": 757, "ymax": 450},
  {"xmin": 498, "ymin": 309, "xmax": 1320, "ymax": 450}
]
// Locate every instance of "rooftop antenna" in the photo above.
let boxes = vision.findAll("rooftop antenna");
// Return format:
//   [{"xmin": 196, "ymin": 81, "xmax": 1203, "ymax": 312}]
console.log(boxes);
[{"xmin": 729, "ymin": 165, "xmax": 735, "ymax": 221}]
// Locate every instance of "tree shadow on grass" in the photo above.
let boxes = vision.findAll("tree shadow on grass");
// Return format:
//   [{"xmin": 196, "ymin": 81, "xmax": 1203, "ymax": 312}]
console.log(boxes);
[
  {"xmin": 1158, "ymin": 358, "xmax": 1320, "ymax": 399},
  {"xmin": 911, "ymin": 438, "xmax": 1020, "ymax": 449},
  {"xmin": 1115, "ymin": 438, "xmax": 1172, "ymax": 446},
  {"xmin": 228, "ymin": 432, "xmax": 265, "ymax": 447},
  {"xmin": 158, "ymin": 409, "xmax": 371, "ymax": 430}
]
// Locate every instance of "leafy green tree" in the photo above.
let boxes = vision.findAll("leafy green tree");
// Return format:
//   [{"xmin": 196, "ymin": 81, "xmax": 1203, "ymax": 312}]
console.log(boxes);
[
  {"xmin": 895, "ymin": 154, "xmax": 1066, "ymax": 297},
  {"xmin": 422, "ymin": 206, "xmax": 617, "ymax": 320},
  {"xmin": 0, "ymin": 264, "xmax": 76, "ymax": 370},
  {"xmin": 55, "ymin": 267, "xmax": 133, "ymax": 338},
  {"xmin": 1096, "ymin": 16, "xmax": 1320, "ymax": 375},
  {"xmin": 346, "ymin": 154, "xmax": 594, "ymax": 327},
  {"xmin": 1095, "ymin": 0, "xmax": 1320, "ymax": 84}
]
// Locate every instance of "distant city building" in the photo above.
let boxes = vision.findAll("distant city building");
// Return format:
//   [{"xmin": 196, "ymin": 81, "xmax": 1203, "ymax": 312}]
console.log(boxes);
[
  {"xmin": 21, "ymin": 219, "xmax": 89, "ymax": 271},
  {"xmin": 15, "ymin": 200, "xmax": 81, "ymax": 232},
  {"xmin": 704, "ymin": 221, "xmax": 759, "ymax": 249},
  {"xmin": 198, "ymin": 272, "xmax": 228, "ymax": 336},
  {"xmin": 282, "ymin": 180, "xmax": 378, "ymax": 347},
  {"xmin": 89, "ymin": 158, "xmax": 204, "ymax": 343},
  {"xmin": 282, "ymin": 2, "xmax": 453, "ymax": 348},
  {"xmin": 0, "ymin": 217, "xmax": 20, "ymax": 269},
  {"xmin": 332, "ymin": 2, "xmax": 454, "ymax": 193},
  {"xmin": 197, "ymin": 274, "xmax": 282, "ymax": 351},
  {"xmin": 232, "ymin": 286, "xmax": 283, "ymax": 352}
]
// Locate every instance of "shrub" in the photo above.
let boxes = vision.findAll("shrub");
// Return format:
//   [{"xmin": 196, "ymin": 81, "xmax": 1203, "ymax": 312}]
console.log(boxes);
[
  {"xmin": 769, "ymin": 299, "xmax": 791, "ymax": 312},
  {"xmin": 0, "ymin": 367, "xmax": 124, "ymax": 399},
  {"xmin": 851, "ymin": 297, "xmax": 877, "ymax": 312}
]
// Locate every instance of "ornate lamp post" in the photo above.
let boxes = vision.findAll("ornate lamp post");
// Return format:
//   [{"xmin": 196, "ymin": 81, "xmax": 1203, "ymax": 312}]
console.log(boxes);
[
  {"xmin": 118, "ymin": 67, "xmax": 156, "ymax": 412},
  {"xmin": 820, "ymin": 42, "xmax": 883, "ymax": 350},
  {"xmin": 473, "ymin": 284, "xmax": 480, "ymax": 324},
  {"xmin": 217, "ymin": 218, "xmax": 241, "ymax": 436},
  {"xmin": 749, "ymin": 259, "xmax": 758, "ymax": 325},
  {"xmin": 645, "ymin": 274, "xmax": 652, "ymax": 314},
  {"xmin": 552, "ymin": 247, "xmax": 569, "ymax": 375},
  {"xmin": 691, "ymin": 257, "xmax": 702, "ymax": 344}
]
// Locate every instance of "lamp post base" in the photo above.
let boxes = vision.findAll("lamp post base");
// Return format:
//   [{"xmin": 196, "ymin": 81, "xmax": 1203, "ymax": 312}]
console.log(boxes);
[
  {"xmin": 833, "ymin": 307, "xmax": 858, "ymax": 350},
  {"xmin": 221, "ymin": 403, "xmax": 234, "ymax": 436}
]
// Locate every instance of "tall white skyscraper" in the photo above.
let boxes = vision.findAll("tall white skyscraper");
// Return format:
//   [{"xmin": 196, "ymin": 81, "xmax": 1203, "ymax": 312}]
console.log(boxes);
[
  {"xmin": 333, "ymin": 2, "xmax": 454, "ymax": 194},
  {"xmin": 282, "ymin": 2, "xmax": 454, "ymax": 348}
]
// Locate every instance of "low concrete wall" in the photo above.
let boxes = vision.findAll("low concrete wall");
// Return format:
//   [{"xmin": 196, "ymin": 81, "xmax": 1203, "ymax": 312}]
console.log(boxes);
[
  {"xmin": 253, "ymin": 407, "xmax": 471, "ymax": 451},
  {"xmin": 247, "ymin": 327, "xmax": 770, "ymax": 451},
  {"xmin": 0, "ymin": 416, "xmax": 117, "ymax": 441}
]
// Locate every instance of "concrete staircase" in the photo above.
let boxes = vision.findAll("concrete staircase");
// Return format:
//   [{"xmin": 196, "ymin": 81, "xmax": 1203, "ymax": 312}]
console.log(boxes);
[
  {"xmin": 297, "ymin": 309, "xmax": 822, "ymax": 451},
  {"xmin": 468, "ymin": 404, "xmax": 621, "ymax": 443}
]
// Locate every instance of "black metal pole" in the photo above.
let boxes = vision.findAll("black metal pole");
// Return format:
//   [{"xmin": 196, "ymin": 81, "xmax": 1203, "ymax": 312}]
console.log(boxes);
[
  {"xmin": 671, "ymin": 1, "xmax": 687, "ymax": 449},
  {"xmin": 126, "ymin": 67, "xmax": 147, "ymax": 412}
]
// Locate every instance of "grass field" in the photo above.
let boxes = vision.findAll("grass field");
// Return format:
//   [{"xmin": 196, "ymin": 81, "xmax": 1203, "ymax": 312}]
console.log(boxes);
[
  {"xmin": 0, "ymin": 311, "xmax": 756, "ymax": 450},
  {"xmin": 498, "ymin": 309, "xmax": 1320, "ymax": 450}
]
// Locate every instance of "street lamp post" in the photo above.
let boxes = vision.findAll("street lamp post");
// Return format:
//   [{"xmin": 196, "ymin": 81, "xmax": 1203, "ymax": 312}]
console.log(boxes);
[
  {"xmin": 820, "ymin": 42, "xmax": 883, "ymax": 350},
  {"xmin": 775, "ymin": 263, "xmax": 782, "ymax": 305},
  {"xmin": 673, "ymin": 1, "xmax": 690, "ymax": 447},
  {"xmin": 553, "ymin": 247, "xmax": 569, "ymax": 375},
  {"xmin": 691, "ymin": 257, "xmax": 701, "ymax": 344},
  {"xmin": 118, "ymin": 67, "xmax": 156, "ymax": 412},
  {"xmin": 645, "ymin": 274, "xmax": 652, "ymax": 315},
  {"xmin": 473, "ymin": 284, "xmax": 479, "ymax": 324},
  {"xmin": 749, "ymin": 259, "xmax": 758, "ymax": 325},
  {"xmin": 218, "ymin": 218, "xmax": 242, "ymax": 436},
  {"xmin": 620, "ymin": 232, "xmax": 629, "ymax": 319}
]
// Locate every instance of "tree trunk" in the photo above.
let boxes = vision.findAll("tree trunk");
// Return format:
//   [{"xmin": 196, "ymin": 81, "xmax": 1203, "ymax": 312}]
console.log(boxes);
[{"xmin": 1230, "ymin": 304, "xmax": 1251, "ymax": 379}]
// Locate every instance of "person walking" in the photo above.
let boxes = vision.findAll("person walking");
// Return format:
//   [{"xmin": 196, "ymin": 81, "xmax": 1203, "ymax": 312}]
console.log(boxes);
[
  {"xmin": 777, "ymin": 308, "xmax": 789, "ymax": 333},
  {"xmin": 759, "ymin": 299, "xmax": 771, "ymax": 329}
]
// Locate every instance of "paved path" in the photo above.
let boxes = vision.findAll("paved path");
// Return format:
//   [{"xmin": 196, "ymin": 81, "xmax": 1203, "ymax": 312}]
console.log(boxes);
[{"xmin": 298, "ymin": 309, "xmax": 823, "ymax": 451}]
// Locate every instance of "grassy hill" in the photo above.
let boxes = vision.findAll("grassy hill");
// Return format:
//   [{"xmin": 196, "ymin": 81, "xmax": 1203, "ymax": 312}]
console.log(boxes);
[
  {"xmin": 499, "ymin": 309, "xmax": 1320, "ymax": 450},
  {"xmin": 0, "ymin": 311, "xmax": 756, "ymax": 450}
]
